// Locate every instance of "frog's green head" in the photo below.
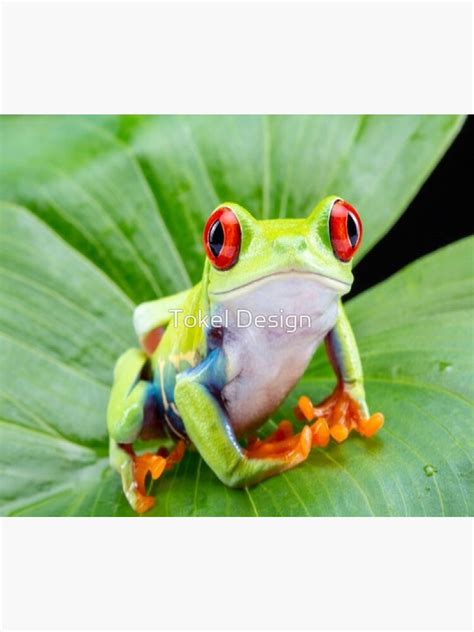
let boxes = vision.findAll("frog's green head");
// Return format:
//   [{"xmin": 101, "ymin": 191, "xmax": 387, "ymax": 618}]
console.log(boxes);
[{"xmin": 202, "ymin": 196, "xmax": 363, "ymax": 299}]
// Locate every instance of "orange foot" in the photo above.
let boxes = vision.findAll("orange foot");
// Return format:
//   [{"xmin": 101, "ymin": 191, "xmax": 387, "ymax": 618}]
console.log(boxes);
[
  {"xmin": 245, "ymin": 421, "xmax": 312, "ymax": 467},
  {"xmin": 295, "ymin": 384, "xmax": 384, "ymax": 445},
  {"xmin": 133, "ymin": 440, "xmax": 186, "ymax": 514}
]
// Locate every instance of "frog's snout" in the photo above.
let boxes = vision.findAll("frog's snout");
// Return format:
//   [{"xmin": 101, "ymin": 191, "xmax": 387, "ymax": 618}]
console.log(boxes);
[{"xmin": 271, "ymin": 236, "xmax": 307, "ymax": 254}]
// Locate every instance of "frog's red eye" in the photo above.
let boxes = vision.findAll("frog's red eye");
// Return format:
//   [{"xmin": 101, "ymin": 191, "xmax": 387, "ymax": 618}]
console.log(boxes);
[
  {"xmin": 329, "ymin": 199, "xmax": 362, "ymax": 262},
  {"xmin": 203, "ymin": 207, "xmax": 241, "ymax": 270}
]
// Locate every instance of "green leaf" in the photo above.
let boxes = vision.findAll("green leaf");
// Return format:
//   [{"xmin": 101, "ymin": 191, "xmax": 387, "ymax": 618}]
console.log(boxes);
[{"xmin": 0, "ymin": 115, "xmax": 471, "ymax": 516}]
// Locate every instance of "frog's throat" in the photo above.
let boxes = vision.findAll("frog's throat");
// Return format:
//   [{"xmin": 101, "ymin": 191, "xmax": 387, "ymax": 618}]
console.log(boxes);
[{"xmin": 209, "ymin": 270, "xmax": 350, "ymax": 299}]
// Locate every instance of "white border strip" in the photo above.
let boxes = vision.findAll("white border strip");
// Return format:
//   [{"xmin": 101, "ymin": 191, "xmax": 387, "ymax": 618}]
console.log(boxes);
[
  {"xmin": 1, "ymin": 2, "xmax": 472, "ymax": 114},
  {"xmin": 1, "ymin": 518, "xmax": 472, "ymax": 630}
]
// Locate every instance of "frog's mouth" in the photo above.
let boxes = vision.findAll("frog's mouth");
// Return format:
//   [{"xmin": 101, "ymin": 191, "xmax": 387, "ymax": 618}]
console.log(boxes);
[{"xmin": 209, "ymin": 270, "xmax": 350, "ymax": 298}]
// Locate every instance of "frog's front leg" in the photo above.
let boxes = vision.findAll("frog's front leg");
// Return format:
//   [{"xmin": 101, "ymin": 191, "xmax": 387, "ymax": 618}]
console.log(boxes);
[
  {"xmin": 297, "ymin": 301, "xmax": 384, "ymax": 443},
  {"xmin": 134, "ymin": 289, "xmax": 190, "ymax": 355},
  {"xmin": 175, "ymin": 350, "xmax": 313, "ymax": 488},
  {"xmin": 107, "ymin": 348, "xmax": 185, "ymax": 513}
]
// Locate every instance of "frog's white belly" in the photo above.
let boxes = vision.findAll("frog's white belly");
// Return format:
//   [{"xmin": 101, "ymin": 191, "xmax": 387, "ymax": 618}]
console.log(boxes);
[{"xmin": 214, "ymin": 273, "xmax": 342, "ymax": 435}]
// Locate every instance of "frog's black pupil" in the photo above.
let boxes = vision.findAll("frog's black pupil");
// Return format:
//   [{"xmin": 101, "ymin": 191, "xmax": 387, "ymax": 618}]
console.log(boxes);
[
  {"xmin": 347, "ymin": 213, "xmax": 359, "ymax": 248},
  {"xmin": 209, "ymin": 220, "xmax": 224, "ymax": 258}
]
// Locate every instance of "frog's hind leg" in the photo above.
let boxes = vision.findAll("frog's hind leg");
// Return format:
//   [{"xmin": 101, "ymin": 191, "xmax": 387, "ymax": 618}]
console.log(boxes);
[
  {"xmin": 107, "ymin": 348, "xmax": 186, "ymax": 513},
  {"xmin": 174, "ymin": 350, "xmax": 313, "ymax": 489},
  {"xmin": 110, "ymin": 439, "xmax": 186, "ymax": 514},
  {"xmin": 109, "ymin": 439, "xmax": 160, "ymax": 514},
  {"xmin": 107, "ymin": 347, "xmax": 155, "ymax": 512}
]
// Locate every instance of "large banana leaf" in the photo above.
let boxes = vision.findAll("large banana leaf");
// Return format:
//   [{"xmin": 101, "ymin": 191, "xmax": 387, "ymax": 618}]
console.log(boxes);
[{"xmin": 1, "ymin": 115, "xmax": 471, "ymax": 516}]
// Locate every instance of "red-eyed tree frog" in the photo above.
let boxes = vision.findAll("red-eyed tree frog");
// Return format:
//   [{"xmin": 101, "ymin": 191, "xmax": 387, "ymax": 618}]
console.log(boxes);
[{"xmin": 107, "ymin": 196, "xmax": 384, "ymax": 513}]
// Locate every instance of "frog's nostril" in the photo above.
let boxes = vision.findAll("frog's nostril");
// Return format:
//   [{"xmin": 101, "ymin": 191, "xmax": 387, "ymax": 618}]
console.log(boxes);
[
  {"xmin": 272, "ymin": 237, "xmax": 307, "ymax": 253},
  {"xmin": 272, "ymin": 239, "xmax": 286, "ymax": 253},
  {"xmin": 297, "ymin": 239, "xmax": 308, "ymax": 251}
]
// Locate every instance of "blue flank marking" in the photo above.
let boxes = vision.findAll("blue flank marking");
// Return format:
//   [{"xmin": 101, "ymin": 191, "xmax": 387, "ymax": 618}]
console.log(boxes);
[
  {"xmin": 145, "ymin": 341, "xmax": 229, "ymax": 441},
  {"xmin": 146, "ymin": 368, "xmax": 187, "ymax": 440},
  {"xmin": 180, "ymin": 348, "xmax": 227, "ymax": 393}
]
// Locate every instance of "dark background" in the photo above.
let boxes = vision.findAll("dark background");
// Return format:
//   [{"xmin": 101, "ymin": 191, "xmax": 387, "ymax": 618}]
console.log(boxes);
[{"xmin": 352, "ymin": 115, "xmax": 473, "ymax": 297}]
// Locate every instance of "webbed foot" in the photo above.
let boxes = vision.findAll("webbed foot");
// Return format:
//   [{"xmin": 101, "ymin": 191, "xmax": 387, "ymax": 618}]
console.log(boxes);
[
  {"xmin": 295, "ymin": 385, "xmax": 384, "ymax": 444},
  {"xmin": 130, "ymin": 440, "xmax": 186, "ymax": 514},
  {"xmin": 245, "ymin": 421, "xmax": 312, "ymax": 466}
]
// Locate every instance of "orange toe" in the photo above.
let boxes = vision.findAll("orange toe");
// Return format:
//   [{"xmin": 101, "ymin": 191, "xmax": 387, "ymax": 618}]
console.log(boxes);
[
  {"xmin": 285, "ymin": 426, "xmax": 312, "ymax": 465},
  {"xmin": 135, "ymin": 494, "xmax": 155, "ymax": 514},
  {"xmin": 134, "ymin": 453, "xmax": 167, "ymax": 494},
  {"xmin": 311, "ymin": 417, "xmax": 330, "ymax": 448},
  {"xmin": 150, "ymin": 457, "xmax": 167, "ymax": 478},
  {"xmin": 298, "ymin": 426, "xmax": 312, "ymax": 458},
  {"xmin": 246, "ymin": 426, "xmax": 311, "ymax": 466},
  {"xmin": 330, "ymin": 424, "xmax": 349, "ymax": 443},
  {"xmin": 165, "ymin": 440, "xmax": 186, "ymax": 469},
  {"xmin": 295, "ymin": 395, "xmax": 315, "ymax": 422},
  {"xmin": 246, "ymin": 434, "xmax": 298, "ymax": 458},
  {"xmin": 358, "ymin": 413, "xmax": 384, "ymax": 437}
]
